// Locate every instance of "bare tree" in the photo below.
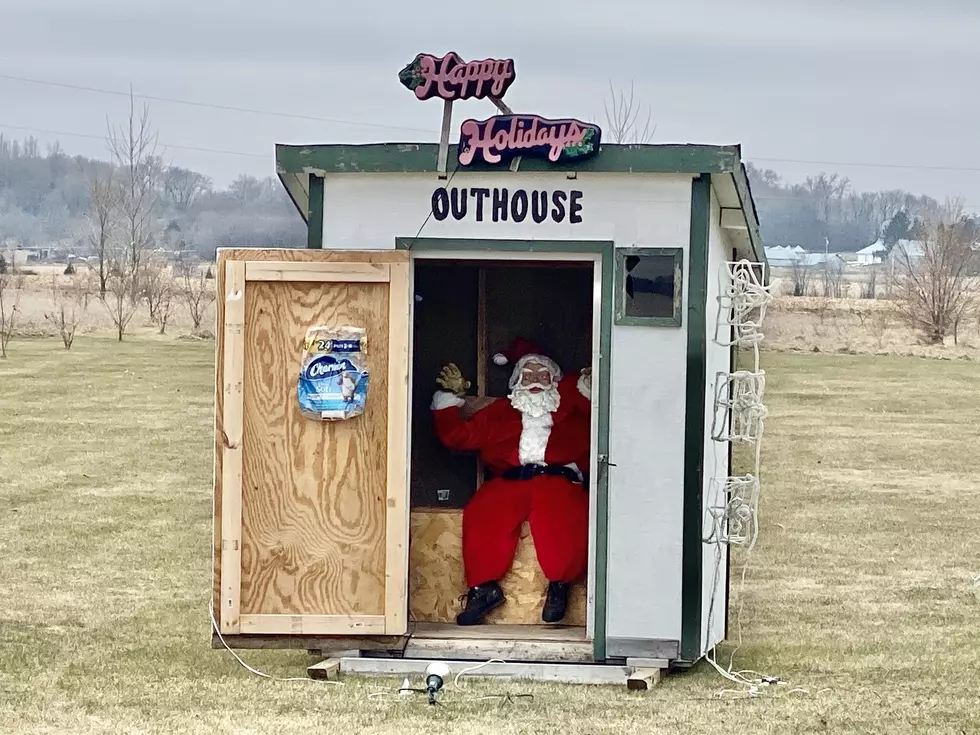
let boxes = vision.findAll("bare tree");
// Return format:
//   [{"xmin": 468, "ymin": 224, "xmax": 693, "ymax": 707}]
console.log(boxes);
[
  {"xmin": 45, "ymin": 274, "xmax": 87, "ymax": 349},
  {"xmin": 789, "ymin": 256, "xmax": 813, "ymax": 296},
  {"xmin": 164, "ymin": 166, "xmax": 212, "ymax": 212},
  {"xmin": 892, "ymin": 200, "xmax": 979, "ymax": 344},
  {"xmin": 106, "ymin": 89, "xmax": 161, "ymax": 292},
  {"xmin": 148, "ymin": 266, "xmax": 177, "ymax": 335},
  {"xmin": 860, "ymin": 265, "xmax": 879, "ymax": 299},
  {"xmin": 820, "ymin": 256, "xmax": 846, "ymax": 298},
  {"xmin": 0, "ymin": 269, "xmax": 18, "ymax": 358},
  {"xmin": 87, "ymin": 165, "xmax": 117, "ymax": 298},
  {"xmin": 180, "ymin": 269, "xmax": 216, "ymax": 331},
  {"xmin": 603, "ymin": 81, "xmax": 656, "ymax": 144},
  {"xmin": 140, "ymin": 256, "xmax": 173, "ymax": 324},
  {"xmin": 869, "ymin": 306, "xmax": 893, "ymax": 350},
  {"xmin": 102, "ymin": 264, "xmax": 140, "ymax": 342}
]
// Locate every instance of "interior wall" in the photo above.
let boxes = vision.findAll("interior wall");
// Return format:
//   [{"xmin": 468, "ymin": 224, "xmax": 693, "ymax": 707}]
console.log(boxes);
[
  {"xmin": 483, "ymin": 263, "xmax": 593, "ymax": 396},
  {"xmin": 701, "ymin": 188, "xmax": 735, "ymax": 653},
  {"xmin": 410, "ymin": 262, "xmax": 480, "ymax": 510}
]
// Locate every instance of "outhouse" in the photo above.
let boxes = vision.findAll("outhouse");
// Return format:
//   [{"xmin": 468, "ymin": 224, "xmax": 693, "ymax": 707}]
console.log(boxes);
[{"xmin": 211, "ymin": 53, "xmax": 768, "ymax": 681}]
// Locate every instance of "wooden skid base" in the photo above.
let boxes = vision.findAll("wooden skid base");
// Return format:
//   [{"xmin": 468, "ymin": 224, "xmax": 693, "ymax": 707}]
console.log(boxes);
[{"xmin": 337, "ymin": 657, "xmax": 633, "ymax": 686}]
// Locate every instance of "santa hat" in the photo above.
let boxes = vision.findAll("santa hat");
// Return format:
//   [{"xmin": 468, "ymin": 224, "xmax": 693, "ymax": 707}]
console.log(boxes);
[
  {"xmin": 493, "ymin": 337, "xmax": 543, "ymax": 367},
  {"xmin": 493, "ymin": 338, "xmax": 562, "ymax": 388}
]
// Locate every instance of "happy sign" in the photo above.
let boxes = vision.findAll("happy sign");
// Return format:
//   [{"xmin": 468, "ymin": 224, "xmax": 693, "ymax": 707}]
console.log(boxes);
[{"xmin": 398, "ymin": 51, "xmax": 516, "ymax": 101}]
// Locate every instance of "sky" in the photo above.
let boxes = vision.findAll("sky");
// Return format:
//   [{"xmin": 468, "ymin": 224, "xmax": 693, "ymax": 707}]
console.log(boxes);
[{"xmin": 1, "ymin": 0, "xmax": 979, "ymax": 211}]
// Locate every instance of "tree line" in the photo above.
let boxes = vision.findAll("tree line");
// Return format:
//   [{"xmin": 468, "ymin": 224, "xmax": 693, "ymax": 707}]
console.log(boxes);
[{"xmin": 744, "ymin": 164, "xmax": 965, "ymax": 253}]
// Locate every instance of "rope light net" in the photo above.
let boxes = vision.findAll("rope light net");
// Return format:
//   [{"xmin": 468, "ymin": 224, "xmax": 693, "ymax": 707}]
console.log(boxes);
[{"xmin": 700, "ymin": 258, "xmax": 795, "ymax": 698}]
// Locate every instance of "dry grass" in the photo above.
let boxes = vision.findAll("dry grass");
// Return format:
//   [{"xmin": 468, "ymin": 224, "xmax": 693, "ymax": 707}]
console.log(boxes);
[
  {"xmin": 2, "ymin": 339, "xmax": 980, "ymax": 733},
  {"xmin": 3, "ymin": 265, "xmax": 216, "ymax": 339}
]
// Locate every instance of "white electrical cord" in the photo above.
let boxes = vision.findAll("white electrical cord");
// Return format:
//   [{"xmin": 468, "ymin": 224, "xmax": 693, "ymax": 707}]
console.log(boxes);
[
  {"xmin": 208, "ymin": 600, "xmax": 343, "ymax": 685},
  {"xmin": 701, "ymin": 259, "xmax": 822, "ymax": 699},
  {"xmin": 453, "ymin": 659, "xmax": 508, "ymax": 688}
]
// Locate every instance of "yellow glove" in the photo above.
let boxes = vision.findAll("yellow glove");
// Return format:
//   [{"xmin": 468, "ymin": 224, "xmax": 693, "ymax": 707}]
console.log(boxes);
[{"xmin": 436, "ymin": 363, "xmax": 471, "ymax": 396}]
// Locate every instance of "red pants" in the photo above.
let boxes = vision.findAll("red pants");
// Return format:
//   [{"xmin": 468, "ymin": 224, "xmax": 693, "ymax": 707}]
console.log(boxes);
[{"xmin": 462, "ymin": 475, "xmax": 589, "ymax": 587}]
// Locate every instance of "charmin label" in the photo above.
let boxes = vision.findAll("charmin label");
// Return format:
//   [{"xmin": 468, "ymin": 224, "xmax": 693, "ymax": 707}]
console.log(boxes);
[{"xmin": 297, "ymin": 326, "xmax": 369, "ymax": 421}]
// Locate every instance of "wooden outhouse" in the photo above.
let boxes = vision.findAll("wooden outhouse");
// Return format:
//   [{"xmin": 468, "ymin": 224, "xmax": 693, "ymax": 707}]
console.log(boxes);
[{"xmin": 211, "ymin": 60, "xmax": 767, "ymax": 679}]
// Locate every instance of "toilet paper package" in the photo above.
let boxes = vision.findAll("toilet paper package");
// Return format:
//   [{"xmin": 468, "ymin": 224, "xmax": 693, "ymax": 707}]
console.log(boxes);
[{"xmin": 297, "ymin": 326, "xmax": 369, "ymax": 421}]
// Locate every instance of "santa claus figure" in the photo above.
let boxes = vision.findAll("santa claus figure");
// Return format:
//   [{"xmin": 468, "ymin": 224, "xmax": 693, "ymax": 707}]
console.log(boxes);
[{"xmin": 430, "ymin": 338, "xmax": 592, "ymax": 625}]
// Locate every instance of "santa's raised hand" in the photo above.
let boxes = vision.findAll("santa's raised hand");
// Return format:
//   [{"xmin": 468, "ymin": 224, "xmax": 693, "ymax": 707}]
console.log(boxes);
[{"xmin": 436, "ymin": 363, "xmax": 471, "ymax": 396}]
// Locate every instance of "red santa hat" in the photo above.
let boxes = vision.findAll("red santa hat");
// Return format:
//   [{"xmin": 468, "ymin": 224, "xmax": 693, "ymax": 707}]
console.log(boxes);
[
  {"xmin": 492, "ymin": 337, "xmax": 543, "ymax": 367},
  {"xmin": 493, "ymin": 337, "xmax": 563, "ymax": 388}
]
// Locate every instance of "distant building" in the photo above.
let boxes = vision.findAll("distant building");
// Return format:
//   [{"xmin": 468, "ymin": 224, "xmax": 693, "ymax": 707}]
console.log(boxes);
[
  {"xmin": 763, "ymin": 245, "xmax": 806, "ymax": 267},
  {"xmin": 856, "ymin": 240, "xmax": 888, "ymax": 266},
  {"xmin": 764, "ymin": 245, "xmax": 844, "ymax": 268}
]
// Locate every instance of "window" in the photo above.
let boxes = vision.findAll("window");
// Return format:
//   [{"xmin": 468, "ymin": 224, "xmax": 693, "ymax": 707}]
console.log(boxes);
[{"xmin": 615, "ymin": 247, "xmax": 683, "ymax": 326}]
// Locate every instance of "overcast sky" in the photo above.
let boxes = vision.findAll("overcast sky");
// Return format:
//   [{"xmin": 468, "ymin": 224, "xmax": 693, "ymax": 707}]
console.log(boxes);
[{"xmin": 1, "ymin": 0, "xmax": 978, "ymax": 211}]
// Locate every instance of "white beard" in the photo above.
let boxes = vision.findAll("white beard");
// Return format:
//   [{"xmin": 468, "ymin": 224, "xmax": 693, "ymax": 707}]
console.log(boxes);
[{"xmin": 509, "ymin": 383, "xmax": 561, "ymax": 418}]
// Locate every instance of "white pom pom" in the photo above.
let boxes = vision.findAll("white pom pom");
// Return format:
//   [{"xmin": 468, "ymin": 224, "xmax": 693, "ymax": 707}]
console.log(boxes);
[{"xmin": 492, "ymin": 353, "xmax": 508, "ymax": 366}]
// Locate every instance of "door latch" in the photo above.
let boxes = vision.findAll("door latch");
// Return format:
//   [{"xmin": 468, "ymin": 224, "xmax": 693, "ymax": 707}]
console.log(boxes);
[{"xmin": 597, "ymin": 454, "xmax": 617, "ymax": 480}]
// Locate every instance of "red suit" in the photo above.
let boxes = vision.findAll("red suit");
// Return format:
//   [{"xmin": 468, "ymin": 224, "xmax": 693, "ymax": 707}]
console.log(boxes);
[{"xmin": 432, "ymin": 372, "xmax": 592, "ymax": 587}]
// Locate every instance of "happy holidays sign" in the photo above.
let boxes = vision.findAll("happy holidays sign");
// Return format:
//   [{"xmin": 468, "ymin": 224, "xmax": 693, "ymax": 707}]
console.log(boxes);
[{"xmin": 398, "ymin": 51, "xmax": 602, "ymax": 168}]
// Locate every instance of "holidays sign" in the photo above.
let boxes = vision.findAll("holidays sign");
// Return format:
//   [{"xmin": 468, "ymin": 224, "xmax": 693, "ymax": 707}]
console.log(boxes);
[{"xmin": 457, "ymin": 115, "xmax": 600, "ymax": 167}]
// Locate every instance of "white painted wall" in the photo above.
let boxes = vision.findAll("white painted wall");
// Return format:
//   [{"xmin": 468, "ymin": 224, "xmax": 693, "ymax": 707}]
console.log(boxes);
[
  {"xmin": 320, "ymin": 172, "xmax": 693, "ymax": 249},
  {"xmin": 319, "ymin": 171, "xmax": 695, "ymax": 644},
  {"xmin": 701, "ymin": 187, "xmax": 735, "ymax": 654}
]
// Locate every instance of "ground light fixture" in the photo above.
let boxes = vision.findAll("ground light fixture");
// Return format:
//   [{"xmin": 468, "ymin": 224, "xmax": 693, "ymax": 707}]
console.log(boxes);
[{"xmin": 425, "ymin": 662, "xmax": 451, "ymax": 705}]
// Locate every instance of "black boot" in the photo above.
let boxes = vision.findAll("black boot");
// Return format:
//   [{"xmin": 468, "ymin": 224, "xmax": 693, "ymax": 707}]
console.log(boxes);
[
  {"xmin": 542, "ymin": 582, "xmax": 569, "ymax": 623},
  {"xmin": 456, "ymin": 582, "xmax": 505, "ymax": 626}
]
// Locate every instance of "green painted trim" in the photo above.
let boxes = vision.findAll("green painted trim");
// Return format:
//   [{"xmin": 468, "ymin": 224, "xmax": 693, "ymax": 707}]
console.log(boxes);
[
  {"xmin": 278, "ymin": 172, "xmax": 307, "ymax": 222},
  {"xmin": 277, "ymin": 142, "xmax": 740, "ymax": 176},
  {"xmin": 397, "ymin": 237, "xmax": 613, "ymax": 253},
  {"xmin": 680, "ymin": 174, "xmax": 711, "ymax": 663},
  {"xmin": 614, "ymin": 246, "xmax": 684, "ymax": 327},
  {"xmin": 730, "ymin": 162, "xmax": 768, "ymax": 281},
  {"xmin": 594, "ymin": 245, "xmax": 613, "ymax": 663},
  {"xmin": 306, "ymin": 174, "xmax": 324, "ymax": 249},
  {"xmin": 398, "ymin": 236, "xmax": 613, "ymax": 661}
]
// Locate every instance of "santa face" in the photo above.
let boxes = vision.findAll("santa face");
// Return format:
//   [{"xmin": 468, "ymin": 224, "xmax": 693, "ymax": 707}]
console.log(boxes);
[{"xmin": 509, "ymin": 360, "xmax": 561, "ymax": 418}]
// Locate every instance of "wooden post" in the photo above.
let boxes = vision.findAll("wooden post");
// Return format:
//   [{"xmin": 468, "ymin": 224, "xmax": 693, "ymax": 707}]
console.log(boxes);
[
  {"xmin": 491, "ymin": 97, "xmax": 522, "ymax": 172},
  {"xmin": 626, "ymin": 668, "xmax": 663, "ymax": 691},
  {"xmin": 437, "ymin": 99, "xmax": 454, "ymax": 176}
]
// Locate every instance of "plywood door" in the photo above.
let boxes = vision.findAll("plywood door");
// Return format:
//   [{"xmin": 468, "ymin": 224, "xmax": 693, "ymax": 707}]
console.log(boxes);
[{"xmin": 213, "ymin": 249, "xmax": 410, "ymax": 637}]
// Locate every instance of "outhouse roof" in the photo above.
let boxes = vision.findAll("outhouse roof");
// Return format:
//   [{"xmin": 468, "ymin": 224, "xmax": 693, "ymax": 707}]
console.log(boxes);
[{"xmin": 275, "ymin": 142, "xmax": 765, "ymax": 268}]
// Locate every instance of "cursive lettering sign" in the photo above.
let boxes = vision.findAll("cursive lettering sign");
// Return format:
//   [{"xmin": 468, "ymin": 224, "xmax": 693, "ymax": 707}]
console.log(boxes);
[
  {"xmin": 398, "ymin": 52, "xmax": 515, "ymax": 101},
  {"xmin": 430, "ymin": 187, "xmax": 584, "ymax": 224},
  {"xmin": 457, "ymin": 115, "xmax": 601, "ymax": 167}
]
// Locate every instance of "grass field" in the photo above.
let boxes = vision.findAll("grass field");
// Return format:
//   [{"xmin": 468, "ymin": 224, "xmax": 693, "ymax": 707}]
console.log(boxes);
[{"xmin": 2, "ymin": 338, "xmax": 980, "ymax": 734}]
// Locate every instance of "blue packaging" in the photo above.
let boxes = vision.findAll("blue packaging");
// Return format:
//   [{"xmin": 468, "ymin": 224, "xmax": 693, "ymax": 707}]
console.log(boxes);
[{"xmin": 297, "ymin": 326, "xmax": 369, "ymax": 421}]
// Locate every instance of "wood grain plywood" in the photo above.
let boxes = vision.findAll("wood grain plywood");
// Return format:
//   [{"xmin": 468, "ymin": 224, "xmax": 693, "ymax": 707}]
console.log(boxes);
[
  {"xmin": 409, "ymin": 510, "xmax": 587, "ymax": 626},
  {"xmin": 213, "ymin": 248, "xmax": 408, "ymax": 630},
  {"xmin": 240, "ymin": 279, "xmax": 389, "ymax": 616}
]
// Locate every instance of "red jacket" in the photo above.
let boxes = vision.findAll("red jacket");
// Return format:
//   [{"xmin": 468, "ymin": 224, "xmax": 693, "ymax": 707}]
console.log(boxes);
[{"xmin": 432, "ymin": 372, "xmax": 592, "ymax": 477}]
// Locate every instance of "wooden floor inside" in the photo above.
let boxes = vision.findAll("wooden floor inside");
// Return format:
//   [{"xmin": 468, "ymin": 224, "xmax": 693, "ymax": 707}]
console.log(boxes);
[
  {"xmin": 395, "ymin": 622, "xmax": 593, "ymax": 663},
  {"xmin": 411, "ymin": 622, "xmax": 587, "ymax": 641}
]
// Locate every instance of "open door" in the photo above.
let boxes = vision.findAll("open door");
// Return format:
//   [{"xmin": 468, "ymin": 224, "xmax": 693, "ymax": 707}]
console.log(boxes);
[{"xmin": 212, "ymin": 248, "xmax": 410, "ymax": 637}]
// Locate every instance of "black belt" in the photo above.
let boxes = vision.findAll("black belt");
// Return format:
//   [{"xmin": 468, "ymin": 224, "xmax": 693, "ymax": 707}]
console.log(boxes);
[{"xmin": 501, "ymin": 463, "xmax": 585, "ymax": 487}]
